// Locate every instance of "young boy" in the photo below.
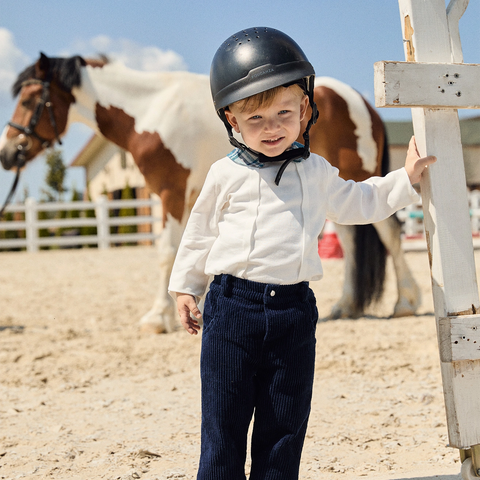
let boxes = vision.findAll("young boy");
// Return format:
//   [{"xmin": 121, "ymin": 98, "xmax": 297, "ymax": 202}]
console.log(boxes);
[{"xmin": 168, "ymin": 27, "xmax": 435, "ymax": 480}]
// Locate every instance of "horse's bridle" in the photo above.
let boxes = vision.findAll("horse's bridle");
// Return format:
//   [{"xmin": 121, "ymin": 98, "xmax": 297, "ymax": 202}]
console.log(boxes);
[
  {"xmin": 1, "ymin": 74, "xmax": 63, "ymax": 218},
  {"xmin": 8, "ymin": 75, "xmax": 63, "ymax": 159}
]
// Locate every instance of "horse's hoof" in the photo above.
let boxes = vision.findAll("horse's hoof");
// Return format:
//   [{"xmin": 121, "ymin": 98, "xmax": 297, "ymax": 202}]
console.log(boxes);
[
  {"xmin": 140, "ymin": 308, "xmax": 177, "ymax": 334},
  {"xmin": 391, "ymin": 298, "xmax": 419, "ymax": 318},
  {"xmin": 326, "ymin": 310, "xmax": 343, "ymax": 320},
  {"xmin": 327, "ymin": 305, "xmax": 363, "ymax": 320},
  {"xmin": 139, "ymin": 322, "xmax": 167, "ymax": 334},
  {"xmin": 391, "ymin": 308, "xmax": 415, "ymax": 318}
]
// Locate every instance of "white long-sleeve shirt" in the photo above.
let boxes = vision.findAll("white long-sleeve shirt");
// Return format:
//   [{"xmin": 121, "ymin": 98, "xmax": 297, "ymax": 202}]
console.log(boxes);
[{"xmin": 168, "ymin": 151, "xmax": 419, "ymax": 299}]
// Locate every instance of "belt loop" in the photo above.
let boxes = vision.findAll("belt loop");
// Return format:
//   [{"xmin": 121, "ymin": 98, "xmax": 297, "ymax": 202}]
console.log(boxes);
[
  {"xmin": 221, "ymin": 274, "xmax": 233, "ymax": 297},
  {"xmin": 301, "ymin": 281, "xmax": 309, "ymax": 301}
]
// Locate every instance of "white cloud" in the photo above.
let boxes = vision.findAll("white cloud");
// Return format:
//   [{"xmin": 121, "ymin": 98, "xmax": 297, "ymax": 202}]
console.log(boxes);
[
  {"xmin": 0, "ymin": 28, "xmax": 30, "ymax": 103},
  {"xmin": 62, "ymin": 35, "xmax": 188, "ymax": 72}
]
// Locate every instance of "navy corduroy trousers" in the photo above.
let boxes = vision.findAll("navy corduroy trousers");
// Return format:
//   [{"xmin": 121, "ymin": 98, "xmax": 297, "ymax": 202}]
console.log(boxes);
[{"xmin": 197, "ymin": 274, "xmax": 318, "ymax": 480}]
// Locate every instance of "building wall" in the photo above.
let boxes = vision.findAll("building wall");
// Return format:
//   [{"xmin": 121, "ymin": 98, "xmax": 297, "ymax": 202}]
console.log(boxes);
[
  {"xmin": 464, "ymin": 146, "xmax": 480, "ymax": 187},
  {"xmin": 86, "ymin": 146, "xmax": 146, "ymax": 200},
  {"xmin": 389, "ymin": 145, "xmax": 480, "ymax": 187}
]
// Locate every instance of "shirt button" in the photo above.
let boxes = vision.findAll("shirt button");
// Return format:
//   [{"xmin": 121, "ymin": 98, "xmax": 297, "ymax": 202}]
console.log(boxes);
[{"xmin": 270, "ymin": 290, "xmax": 276, "ymax": 297}]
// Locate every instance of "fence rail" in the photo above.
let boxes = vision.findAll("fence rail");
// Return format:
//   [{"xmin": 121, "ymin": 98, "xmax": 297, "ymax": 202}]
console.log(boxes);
[
  {"xmin": 0, "ymin": 196, "xmax": 162, "ymax": 251},
  {"xmin": 3, "ymin": 191, "xmax": 480, "ymax": 253}
]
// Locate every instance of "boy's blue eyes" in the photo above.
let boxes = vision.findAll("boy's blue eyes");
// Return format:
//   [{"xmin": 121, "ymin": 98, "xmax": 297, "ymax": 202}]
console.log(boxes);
[{"xmin": 249, "ymin": 110, "xmax": 289, "ymax": 120}]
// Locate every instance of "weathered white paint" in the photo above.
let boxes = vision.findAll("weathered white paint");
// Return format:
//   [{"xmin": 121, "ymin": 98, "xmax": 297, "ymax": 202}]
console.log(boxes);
[
  {"xmin": 374, "ymin": 61, "xmax": 480, "ymax": 109},
  {"xmin": 439, "ymin": 314, "xmax": 480, "ymax": 362},
  {"xmin": 316, "ymin": 76, "xmax": 377, "ymax": 174},
  {"xmin": 447, "ymin": 0, "xmax": 469, "ymax": 63},
  {"xmin": 376, "ymin": 0, "xmax": 480, "ymax": 449}
]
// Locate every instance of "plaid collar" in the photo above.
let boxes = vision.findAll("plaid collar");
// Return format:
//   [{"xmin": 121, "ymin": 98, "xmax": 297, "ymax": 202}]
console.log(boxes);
[{"xmin": 227, "ymin": 142, "xmax": 304, "ymax": 168}]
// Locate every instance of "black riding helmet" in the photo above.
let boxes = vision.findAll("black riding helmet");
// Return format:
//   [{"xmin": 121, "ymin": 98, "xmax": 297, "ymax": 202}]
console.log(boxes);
[{"xmin": 210, "ymin": 27, "xmax": 318, "ymax": 184}]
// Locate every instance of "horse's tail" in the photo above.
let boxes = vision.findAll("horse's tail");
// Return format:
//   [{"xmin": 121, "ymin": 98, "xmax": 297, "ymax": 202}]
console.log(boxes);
[{"xmin": 352, "ymin": 124, "xmax": 390, "ymax": 312}]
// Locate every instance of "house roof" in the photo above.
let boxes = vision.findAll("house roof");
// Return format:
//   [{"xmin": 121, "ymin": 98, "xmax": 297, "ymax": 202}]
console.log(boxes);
[
  {"xmin": 385, "ymin": 116, "xmax": 480, "ymax": 146},
  {"xmin": 70, "ymin": 134, "xmax": 110, "ymax": 167}
]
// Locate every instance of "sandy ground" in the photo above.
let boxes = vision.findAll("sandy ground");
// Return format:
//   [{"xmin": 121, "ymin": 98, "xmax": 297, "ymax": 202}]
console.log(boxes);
[{"xmin": 0, "ymin": 245, "xmax": 473, "ymax": 480}]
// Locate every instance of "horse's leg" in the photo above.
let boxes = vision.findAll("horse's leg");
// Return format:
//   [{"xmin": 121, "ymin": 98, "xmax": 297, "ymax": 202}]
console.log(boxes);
[
  {"xmin": 373, "ymin": 216, "xmax": 421, "ymax": 317},
  {"xmin": 139, "ymin": 216, "xmax": 184, "ymax": 333},
  {"xmin": 327, "ymin": 223, "xmax": 363, "ymax": 319}
]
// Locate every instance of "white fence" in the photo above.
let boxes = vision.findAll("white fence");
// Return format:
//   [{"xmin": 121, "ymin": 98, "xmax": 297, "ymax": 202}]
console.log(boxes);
[
  {"xmin": 3, "ymin": 191, "xmax": 480, "ymax": 253},
  {"xmin": 0, "ymin": 196, "xmax": 162, "ymax": 251}
]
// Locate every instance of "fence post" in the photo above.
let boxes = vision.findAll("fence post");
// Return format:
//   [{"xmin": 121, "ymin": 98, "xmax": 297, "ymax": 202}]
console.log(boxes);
[
  {"xmin": 24, "ymin": 197, "xmax": 38, "ymax": 252},
  {"xmin": 95, "ymin": 195, "xmax": 110, "ymax": 249}
]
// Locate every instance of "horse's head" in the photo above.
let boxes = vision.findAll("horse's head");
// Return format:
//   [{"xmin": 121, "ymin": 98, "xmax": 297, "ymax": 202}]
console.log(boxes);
[{"xmin": 0, "ymin": 52, "xmax": 86, "ymax": 170}]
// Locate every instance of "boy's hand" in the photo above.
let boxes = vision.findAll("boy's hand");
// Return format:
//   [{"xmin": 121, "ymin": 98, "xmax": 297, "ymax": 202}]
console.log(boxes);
[
  {"xmin": 175, "ymin": 293, "xmax": 202, "ymax": 335},
  {"xmin": 405, "ymin": 136, "xmax": 437, "ymax": 184}
]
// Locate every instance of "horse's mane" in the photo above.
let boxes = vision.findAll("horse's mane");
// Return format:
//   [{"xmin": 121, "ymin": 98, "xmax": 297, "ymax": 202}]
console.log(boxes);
[{"xmin": 12, "ymin": 54, "xmax": 109, "ymax": 97}]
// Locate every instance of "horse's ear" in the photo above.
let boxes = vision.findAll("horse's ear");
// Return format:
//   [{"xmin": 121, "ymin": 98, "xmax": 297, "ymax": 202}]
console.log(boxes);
[
  {"xmin": 35, "ymin": 52, "xmax": 50, "ymax": 79},
  {"xmin": 76, "ymin": 56, "xmax": 87, "ymax": 67}
]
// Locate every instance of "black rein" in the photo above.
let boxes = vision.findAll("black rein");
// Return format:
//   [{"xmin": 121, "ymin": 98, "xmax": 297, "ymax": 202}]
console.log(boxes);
[{"xmin": 1, "ymin": 75, "xmax": 63, "ymax": 219}]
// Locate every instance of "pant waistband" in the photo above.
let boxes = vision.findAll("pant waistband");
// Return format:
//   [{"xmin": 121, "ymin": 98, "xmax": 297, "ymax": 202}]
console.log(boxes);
[{"xmin": 213, "ymin": 274, "xmax": 310, "ymax": 302}]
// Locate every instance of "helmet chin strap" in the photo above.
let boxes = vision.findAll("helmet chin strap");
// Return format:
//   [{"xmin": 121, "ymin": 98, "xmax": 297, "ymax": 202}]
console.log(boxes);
[{"xmin": 219, "ymin": 98, "xmax": 318, "ymax": 186}]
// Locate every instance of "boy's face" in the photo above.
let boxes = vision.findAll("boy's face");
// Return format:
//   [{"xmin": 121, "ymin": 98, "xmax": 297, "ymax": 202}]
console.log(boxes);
[{"xmin": 225, "ymin": 87, "xmax": 309, "ymax": 158}]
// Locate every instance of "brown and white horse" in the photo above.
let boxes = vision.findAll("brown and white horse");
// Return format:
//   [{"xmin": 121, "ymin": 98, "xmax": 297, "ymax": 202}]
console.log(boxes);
[{"xmin": 0, "ymin": 53, "xmax": 421, "ymax": 332}]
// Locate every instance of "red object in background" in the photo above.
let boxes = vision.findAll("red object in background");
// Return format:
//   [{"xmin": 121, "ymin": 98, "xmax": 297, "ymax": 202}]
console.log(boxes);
[{"xmin": 318, "ymin": 220, "xmax": 343, "ymax": 259}]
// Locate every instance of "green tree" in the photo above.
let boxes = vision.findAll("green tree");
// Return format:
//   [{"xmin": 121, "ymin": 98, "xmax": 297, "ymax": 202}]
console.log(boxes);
[
  {"xmin": 40, "ymin": 149, "xmax": 67, "ymax": 244},
  {"xmin": 43, "ymin": 149, "xmax": 67, "ymax": 202},
  {"xmin": 59, "ymin": 188, "xmax": 83, "ymax": 246},
  {"xmin": 68, "ymin": 188, "xmax": 82, "ymax": 216},
  {"xmin": 0, "ymin": 211, "xmax": 21, "ymax": 251}
]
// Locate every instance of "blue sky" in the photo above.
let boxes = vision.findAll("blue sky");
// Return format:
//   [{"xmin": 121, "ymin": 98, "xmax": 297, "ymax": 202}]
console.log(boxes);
[{"xmin": 1, "ymin": 0, "xmax": 479, "ymax": 200}]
